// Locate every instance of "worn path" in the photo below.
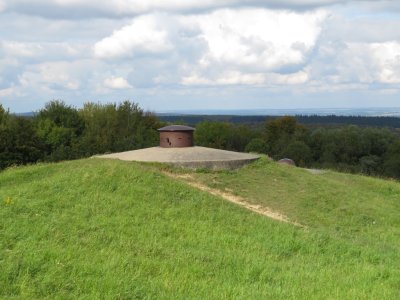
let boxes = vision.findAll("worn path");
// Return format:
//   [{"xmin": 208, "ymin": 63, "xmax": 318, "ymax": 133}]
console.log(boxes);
[{"xmin": 164, "ymin": 172, "xmax": 305, "ymax": 228}]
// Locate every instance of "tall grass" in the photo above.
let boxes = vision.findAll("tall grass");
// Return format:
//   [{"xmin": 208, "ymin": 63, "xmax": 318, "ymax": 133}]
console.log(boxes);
[{"xmin": 1, "ymin": 158, "xmax": 399, "ymax": 298}]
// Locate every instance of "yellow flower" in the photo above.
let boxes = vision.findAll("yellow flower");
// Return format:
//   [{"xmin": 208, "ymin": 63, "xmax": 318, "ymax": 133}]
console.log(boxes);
[{"xmin": 4, "ymin": 197, "xmax": 14, "ymax": 205}]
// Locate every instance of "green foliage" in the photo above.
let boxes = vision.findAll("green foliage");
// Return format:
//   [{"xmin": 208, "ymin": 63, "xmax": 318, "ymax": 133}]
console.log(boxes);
[
  {"xmin": 383, "ymin": 141, "xmax": 400, "ymax": 178},
  {"xmin": 1, "ymin": 159, "xmax": 400, "ymax": 298},
  {"xmin": 37, "ymin": 100, "xmax": 84, "ymax": 133},
  {"xmin": 35, "ymin": 100, "xmax": 84, "ymax": 161},
  {"xmin": 282, "ymin": 140, "xmax": 312, "ymax": 167},
  {"xmin": 195, "ymin": 121, "xmax": 233, "ymax": 149},
  {"xmin": 0, "ymin": 109, "xmax": 44, "ymax": 169},
  {"xmin": 0, "ymin": 100, "xmax": 161, "ymax": 170},
  {"xmin": 230, "ymin": 125, "xmax": 256, "ymax": 152},
  {"xmin": 359, "ymin": 155, "xmax": 382, "ymax": 175},
  {"xmin": 309, "ymin": 126, "xmax": 398, "ymax": 175},
  {"xmin": 245, "ymin": 138, "xmax": 268, "ymax": 154},
  {"xmin": 264, "ymin": 116, "xmax": 309, "ymax": 160},
  {"xmin": 0, "ymin": 104, "xmax": 9, "ymax": 126},
  {"xmin": 78, "ymin": 101, "xmax": 160, "ymax": 155},
  {"xmin": 159, "ymin": 114, "xmax": 400, "ymax": 129},
  {"xmin": 195, "ymin": 121, "xmax": 255, "ymax": 151}
]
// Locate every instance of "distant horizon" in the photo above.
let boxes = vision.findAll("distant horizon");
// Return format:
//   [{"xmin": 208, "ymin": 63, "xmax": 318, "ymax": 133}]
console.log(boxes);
[
  {"xmin": 158, "ymin": 107, "xmax": 400, "ymax": 117},
  {"xmin": 14, "ymin": 106, "xmax": 400, "ymax": 117}
]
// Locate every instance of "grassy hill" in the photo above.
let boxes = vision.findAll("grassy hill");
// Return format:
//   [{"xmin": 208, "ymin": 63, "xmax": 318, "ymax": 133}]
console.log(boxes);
[{"xmin": 1, "ymin": 158, "xmax": 400, "ymax": 299}]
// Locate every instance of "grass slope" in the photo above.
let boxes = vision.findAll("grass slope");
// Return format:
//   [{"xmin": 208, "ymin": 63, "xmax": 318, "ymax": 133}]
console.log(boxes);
[
  {"xmin": 189, "ymin": 158, "xmax": 400, "ymax": 260},
  {"xmin": 0, "ymin": 158, "xmax": 399, "ymax": 299}
]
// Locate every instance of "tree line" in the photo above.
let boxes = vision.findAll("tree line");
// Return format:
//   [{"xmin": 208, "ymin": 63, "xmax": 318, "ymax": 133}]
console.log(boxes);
[
  {"xmin": 159, "ymin": 114, "xmax": 400, "ymax": 128},
  {"xmin": 1, "ymin": 101, "xmax": 400, "ymax": 180},
  {"xmin": 194, "ymin": 117, "xmax": 400, "ymax": 179},
  {"xmin": 0, "ymin": 100, "xmax": 161, "ymax": 170}
]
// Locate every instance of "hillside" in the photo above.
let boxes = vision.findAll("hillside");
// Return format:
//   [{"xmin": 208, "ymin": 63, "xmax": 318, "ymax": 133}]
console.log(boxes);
[{"xmin": 1, "ymin": 158, "xmax": 400, "ymax": 298}]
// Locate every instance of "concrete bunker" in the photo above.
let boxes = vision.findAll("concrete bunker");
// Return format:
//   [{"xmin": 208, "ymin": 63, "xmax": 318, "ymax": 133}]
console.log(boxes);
[{"xmin": 98, "ymin": 124, "xmax": 260, "ymax": 170}]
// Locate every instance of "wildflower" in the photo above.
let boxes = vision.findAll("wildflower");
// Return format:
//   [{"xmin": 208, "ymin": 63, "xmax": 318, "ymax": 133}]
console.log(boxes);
[{"xmin": 4, "ymin": 197, "xmax": 14, "ymax": 205}]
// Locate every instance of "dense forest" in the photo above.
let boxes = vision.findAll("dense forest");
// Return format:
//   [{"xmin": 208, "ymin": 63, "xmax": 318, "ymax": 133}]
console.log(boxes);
[
  {"xmin": 194, "ymin": 118, "xmax": 400, "ymax": 178},
  {"xmin": 159, "ymin": 114, "xmax": 400, "ymax": 128},
  {"xmin": 1, "ymin": 101, "xmax": 400, "ymax": 179}
]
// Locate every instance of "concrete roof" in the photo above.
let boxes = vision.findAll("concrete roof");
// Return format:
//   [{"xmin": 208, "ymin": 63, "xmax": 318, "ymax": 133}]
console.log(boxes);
[
  {"xmin": 157, "ymin": 125, "xmax": 195, "ymax": 132},
  {"xmin": 96, "ymin": 146, "xmax": 260, "ymax": 170}
]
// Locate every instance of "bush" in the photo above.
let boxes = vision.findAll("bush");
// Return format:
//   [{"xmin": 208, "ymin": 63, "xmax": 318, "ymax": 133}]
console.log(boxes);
[
  {"xmin": 282, "ymin": 140, "xmax": 312, "ymax": 167},
  {"xmin": 245, "ymin": 138, "xmax": 268, "ymax": 154}
]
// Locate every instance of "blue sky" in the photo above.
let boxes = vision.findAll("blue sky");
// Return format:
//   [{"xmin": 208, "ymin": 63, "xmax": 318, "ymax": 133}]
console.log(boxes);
[{"xmin": 0, "ymin": 0, "xmax": 399, "ymax": 113}]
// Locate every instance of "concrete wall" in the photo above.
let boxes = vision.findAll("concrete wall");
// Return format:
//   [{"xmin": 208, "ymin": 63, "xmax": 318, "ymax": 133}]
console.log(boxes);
[{"xmin": 159, "ymin": 131, "xmax": 194, "ymax": 148}]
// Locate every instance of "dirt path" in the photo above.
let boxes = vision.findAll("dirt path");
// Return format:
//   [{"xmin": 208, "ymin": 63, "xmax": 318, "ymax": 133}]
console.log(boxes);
[{"xmin": 164, "ymin": 172, "xmax": 305, "ymax": 228}]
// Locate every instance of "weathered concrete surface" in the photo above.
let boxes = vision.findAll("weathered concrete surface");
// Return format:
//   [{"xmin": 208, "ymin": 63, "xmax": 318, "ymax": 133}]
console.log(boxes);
[{"xmin": 96, "ymin": 146, "xmax": 260, "ymax": 170}]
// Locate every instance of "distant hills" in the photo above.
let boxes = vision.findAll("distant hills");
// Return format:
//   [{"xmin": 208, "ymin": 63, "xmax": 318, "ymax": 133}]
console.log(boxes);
[
  {"xmin": 156, "ymin": 107, "xmax": 400, "ymax": 117},
  {"xmin": 16, "ymin": 107, "xmax": 400, "ymax": 118},
  {"xmin": 158, "ymin": 114, "xmax": 400, "ymax": 128},
  {"xmin": 14, "ymin": 112, "xmax": 36, "ymax": 117}
]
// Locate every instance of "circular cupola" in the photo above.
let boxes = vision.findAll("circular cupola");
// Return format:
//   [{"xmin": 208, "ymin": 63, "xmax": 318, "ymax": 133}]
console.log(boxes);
[{"xmin": 157, "ymin": 125, "xmax": 195, "ymax": 148}]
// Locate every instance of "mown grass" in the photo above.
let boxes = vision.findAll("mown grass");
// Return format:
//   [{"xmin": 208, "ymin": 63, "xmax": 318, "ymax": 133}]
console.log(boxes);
[{"xmin": 1, "ymin": 158, "xmax": 399, "ymax": 299}]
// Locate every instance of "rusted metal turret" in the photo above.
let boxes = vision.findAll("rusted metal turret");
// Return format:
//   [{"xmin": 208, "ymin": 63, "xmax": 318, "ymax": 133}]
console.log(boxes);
[{"xmin": 158, "ymin": 125, "xmax": 195, "ymax": 148}]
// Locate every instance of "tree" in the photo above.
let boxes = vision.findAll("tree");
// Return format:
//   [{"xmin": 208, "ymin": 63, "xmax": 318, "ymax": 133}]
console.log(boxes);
[
  {"xmin": 383, "ymin": 141, "xmax": 400, "ymax": 178},
  {"xmin": 195, "ymin": 121, "xmax": 233, "ymax": 150},
  {"xmin": 282, "ymin": 140, "xmax": 312, "ymax": 167},
  {"xmin": 359, "ymin": 155, "xmax": 382, "ymax": 175},
  {"xmin": 78, "ymin": 101, "xmax": 160, "ymax": 155},
  {"xmin": 245, "ymin": 138, "xmax": 268, "ymax": 154},
  {"xmin": 264, "ymin": 116, "xmax": 309, "ymax": 159},
  {"xmin": 230, "ymin": 125, "xmax": 257, "ymax": 152},
  {"xmin": 35, "ymin": 100, "xmax": 84, "ymax": 161},
  {"xmin": 0, "ymin": 116, "xmax": 44, "ymax": 169},
  {"xmin": 0, "ymin": 104, "xmax": 9, "ymax": 126}
]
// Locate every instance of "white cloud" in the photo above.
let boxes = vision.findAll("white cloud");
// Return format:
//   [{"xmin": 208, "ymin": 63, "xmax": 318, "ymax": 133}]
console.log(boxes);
[
  {"xmin": 182, "ymin": 71, "xmax": 266, "ymax": 86},
  {"xmin": 1, "ymin": 40, "xmax": 92, "ymax": 62},
  {"xmin": 323, "ymin": 14, "xmax": 400, "ymax": 44},
  {"xmin": 103, "ymin": 76, "xmax": 132, "ymax": 89},
  {"xmin": 18, "ymin": 61, "xmax": 89, "ymax": 92},
  {"xmin": 1, "ymin": 41, "xmax": 43, "ymax": 57},
  {"xmin": 94, "ymin": 14, "xmax": 172, "ymax": 58},
  {"xmin": 182, "ymin": 70, "xmax": 309, "ymax": 86},
  {"xmin": 1, "ymin": 0, "xmax": 400, "ymax": 112},
  {"xmin": 187, "ymin": 9, "xmax": 326, "ymax": 71},
  {"xmin": 0, "ymin": 87, "xmax": 14, "ymax": 98},
  {"xmin": 310, "ymin": 41, "xmax": 400, "ymax": 86},
  {"xmin": 177, "ymin": 8, "xmax": 324, "ymax": 87},
  {"xmin": 369, "ymin": 42, "xmax": 400, "ymax": 84},
  {"xmin": 0, "ymin": 0, "xmax": 6, "ymax": 12},
  {"xmin": 268, "ymin": 71, "xmax": 309, "ymax": 85},
  {"xmin": 358, "ymin": 0, "xmax": 400, "ymax": 13},
  {"xmin": 94, "ymin": 9, "xmax": 325, "ymax": 86},
  {"xmin": 2, "ymin": 0, "xmax": 366, "ymax": 18}
]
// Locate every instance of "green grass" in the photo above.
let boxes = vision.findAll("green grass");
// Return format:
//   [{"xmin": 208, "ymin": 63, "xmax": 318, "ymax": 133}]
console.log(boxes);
[
  {"xmin": 1, "ymin": 158, "xmax": 400, "ymax": 299},
  {"xmin": 188, "ymin": 157, "xmax": 400, "ymax": 257}
]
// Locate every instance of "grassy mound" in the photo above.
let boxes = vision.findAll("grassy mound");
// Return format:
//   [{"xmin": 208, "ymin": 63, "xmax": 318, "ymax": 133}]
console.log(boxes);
[{"xmin": 1, "ymin": 158, "xmax": 399, "ymax": 298}]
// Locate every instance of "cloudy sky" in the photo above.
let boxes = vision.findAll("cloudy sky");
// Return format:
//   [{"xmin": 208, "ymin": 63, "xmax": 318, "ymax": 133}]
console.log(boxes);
[{"xmin": 0, "ymin": 0, "xmax": 399, "ymax": 112}]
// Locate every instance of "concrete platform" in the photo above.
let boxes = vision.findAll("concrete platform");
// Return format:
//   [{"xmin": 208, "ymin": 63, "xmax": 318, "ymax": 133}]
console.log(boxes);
[{"xmin": 97, "ymin": 146, "xmax": 260, "ymax": 170}]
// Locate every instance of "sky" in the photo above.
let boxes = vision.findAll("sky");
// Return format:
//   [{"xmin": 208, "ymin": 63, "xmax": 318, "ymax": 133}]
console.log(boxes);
[{"xmin": 0, "ymin": 0, "xmax": 399, "ymax": 113}]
